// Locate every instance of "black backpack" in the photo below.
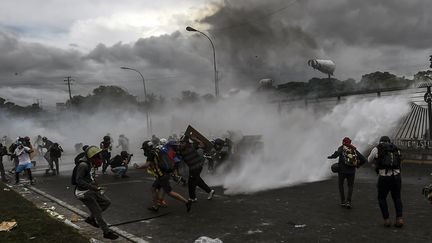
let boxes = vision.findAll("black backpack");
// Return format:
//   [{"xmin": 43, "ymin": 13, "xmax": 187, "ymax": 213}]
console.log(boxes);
[
  {"xmin": 51, "ymin": 147, "xmax": 62, "ymax": 158},
  {"xmin": 71, "ymin": 161, "xmax": 86, "ymax": 186},
  {"xmin": 376, "ymin": 143, "xmax": 401, "ymax": 170},
  {"xmin": 71, "ymin": 165, "xmax": 78, "ymax": 185}
]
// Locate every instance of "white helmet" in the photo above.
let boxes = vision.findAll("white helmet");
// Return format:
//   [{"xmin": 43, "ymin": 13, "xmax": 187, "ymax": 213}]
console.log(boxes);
[{"xmin": 160, "ymin": 138, "xmax": 168, "ymax": 146}]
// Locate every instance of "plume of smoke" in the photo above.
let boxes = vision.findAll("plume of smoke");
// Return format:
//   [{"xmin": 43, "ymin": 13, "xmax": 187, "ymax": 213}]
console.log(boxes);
[
  {"xmin": 0, "ymin": 91, "xmax": 410, "ymax": 196},
  {"xmin": 207, "ymin": 95, "xmax": 410, "ymax": 194}
]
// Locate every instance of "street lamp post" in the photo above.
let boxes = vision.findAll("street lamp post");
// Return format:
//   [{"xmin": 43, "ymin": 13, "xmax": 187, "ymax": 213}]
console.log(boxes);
[
  {"xmin": 120, "ymin": 66, "xmax": 152, "ymax": 135},
  {"xmin": 186, "ymin": 26, "xmax": 219, "ymax": 97}
]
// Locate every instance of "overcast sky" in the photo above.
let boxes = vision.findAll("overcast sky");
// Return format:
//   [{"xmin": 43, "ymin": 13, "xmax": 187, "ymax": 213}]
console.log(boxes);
[{"xmin": 0, "ymin": 0, "xmax": 431, "ymax": 106}]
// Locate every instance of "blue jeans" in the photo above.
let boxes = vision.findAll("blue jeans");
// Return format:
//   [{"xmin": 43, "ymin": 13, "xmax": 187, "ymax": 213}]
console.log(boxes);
[{"xmin": 111, "ymin": 165, "xmax": 128, "ymax": 177}]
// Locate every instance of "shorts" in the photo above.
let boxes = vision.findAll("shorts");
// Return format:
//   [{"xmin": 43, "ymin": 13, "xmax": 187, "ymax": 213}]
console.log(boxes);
[
  {"xmin": 152, "ymin": 174, "xmax": 172, "ymax": 193},
  {"xmin": 16, "ymin": 162, "xmax": 33, "ymax": 173}
]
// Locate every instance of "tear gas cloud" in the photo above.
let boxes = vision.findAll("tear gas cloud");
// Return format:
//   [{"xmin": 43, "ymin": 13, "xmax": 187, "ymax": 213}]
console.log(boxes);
[{"xmin": 0, "ymin": 92, "xmax": 410, "ymax": 194}]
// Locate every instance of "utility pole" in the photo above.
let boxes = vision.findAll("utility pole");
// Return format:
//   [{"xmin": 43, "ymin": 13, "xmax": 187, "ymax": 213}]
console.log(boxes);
[{"xmin": 64, "ymin": 76, "xmax": 74, "ymax": 104}]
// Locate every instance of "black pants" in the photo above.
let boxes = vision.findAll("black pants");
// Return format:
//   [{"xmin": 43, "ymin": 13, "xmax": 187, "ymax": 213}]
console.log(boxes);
[
  {"xmin": 0, "ymin": 157, "xmax": 6, "ymax": 181},
  {"xmin": 188, "ymin": 167, "xmax": 211, "ymax": 199},
  {"xmin": 377, "ymin": 174, "xmax": 403, "ymax": 219},
  {"xmin": 52, "ymin": 158, "xmax": 60, "ymax": 174},
  {"xmin": 338, "ymin": 173, "xmax": 355, "ymax": 203},
  {"xmin": 101, "ymin": 152, "xmax": 111, "ymax": 173},
  {"xmin": 79, "ymin": 190, "xmax": 111, "ymax": 233}
]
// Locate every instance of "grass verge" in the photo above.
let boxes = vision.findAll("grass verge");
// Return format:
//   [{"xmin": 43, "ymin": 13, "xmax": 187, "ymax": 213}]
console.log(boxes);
[{"xmin": 0, "ymin": 182, "xmax": 88, "ymax": 243}]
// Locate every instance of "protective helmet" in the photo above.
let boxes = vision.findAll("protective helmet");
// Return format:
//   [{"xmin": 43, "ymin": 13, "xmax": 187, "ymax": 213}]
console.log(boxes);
[
  {"xmin": 86, "ymin": 145, "xmax": 102, "ymax": 159},
  {"xmin": 141, "ymin": 140, "xmax": 153, "ymax": 150},
  {"xmin": 379, "ymin": 136, "xmax": 391, "ymax": 143},
  {"xmin": 160, "ymin": 138, "xmax": 168, "ymax": 146},
  {"xmin": 103, "ymin": 135, "xmax": 110, "ymax": 141},
  {"xmin": 120, "ymin": 151, "xmax": 129, "ymax": 158},
  {"xmin": 42, "ymin": 137, "xmax": 47, "ymax": 141}
]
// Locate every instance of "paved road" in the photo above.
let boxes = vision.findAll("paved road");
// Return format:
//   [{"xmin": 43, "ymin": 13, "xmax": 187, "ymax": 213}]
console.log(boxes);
[{"xmin": 6, "ymin": 154, "xmax": 432, "ymax": 243}]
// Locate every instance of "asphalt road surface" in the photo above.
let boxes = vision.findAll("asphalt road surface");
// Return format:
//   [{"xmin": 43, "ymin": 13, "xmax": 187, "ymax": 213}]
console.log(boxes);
[{"xmin": 5, "ymin": 154, "xmax": 432, "ymax": 243}]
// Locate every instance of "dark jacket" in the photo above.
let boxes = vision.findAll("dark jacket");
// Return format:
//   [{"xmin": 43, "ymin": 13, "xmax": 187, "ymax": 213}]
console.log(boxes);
[
  {"xmin": 0, "ymin": 145, "xmax": 8, "ymax": 162},
  {"xmin": 110, "ymin": 155, "xmax": 126, "ymax": 168},
  {"xmin": 75, "ymin": 157, "xmax": 98, "ymax": 191},
  {"xmin": 328, "ymin": 146, "xmax": 367, "ymax": 174},
  {"xmin": 179, "ymin": 145, "xmax": 204, "ymax": 170}
]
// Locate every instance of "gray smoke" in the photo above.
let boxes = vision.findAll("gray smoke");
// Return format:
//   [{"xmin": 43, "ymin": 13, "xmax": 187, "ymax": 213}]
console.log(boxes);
[{"xmin": 0, "ymin": 91, "xmax": 410, "ymax": 194}]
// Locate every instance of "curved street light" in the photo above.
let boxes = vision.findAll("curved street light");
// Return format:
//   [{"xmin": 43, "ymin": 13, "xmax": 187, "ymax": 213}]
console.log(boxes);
[
  {"xmin": 120, "ymin": 66, "xmax": 152, "ymax": 135},
  {"xmin": 186, "ymin": 26, "xmax": 219, "ymax": 97}
]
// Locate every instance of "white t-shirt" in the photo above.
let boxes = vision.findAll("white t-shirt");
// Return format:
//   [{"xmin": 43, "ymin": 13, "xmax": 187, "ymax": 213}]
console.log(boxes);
[{"xmin": 15, "ymin": 146, "xmax": 31, "ymax": 165}]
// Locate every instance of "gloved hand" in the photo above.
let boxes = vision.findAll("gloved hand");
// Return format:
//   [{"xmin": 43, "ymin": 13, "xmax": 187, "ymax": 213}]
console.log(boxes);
[{"xmin": 327, "ymin": 156, "xmax": 332, "ymax": 159}]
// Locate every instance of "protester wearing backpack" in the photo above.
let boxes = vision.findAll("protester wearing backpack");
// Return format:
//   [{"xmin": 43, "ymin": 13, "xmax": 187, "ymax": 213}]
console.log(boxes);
[
  {"xmin": 367, "ymin": 136, "xmax": 403, "ymax": 228},
  {"xmin": 328, "ymin": 137, "xmax": 367, "ymax": 209},
  {"xmin": 48, "ymin": 143, "xmax": 63, "ymax": 175},
  {"xmin": 72, "ymin": 145, "xmax": 119, "ymax": 240},
  {"xmin": 134, "ymin": 140, "xmax": 192, "ymax": 213}
]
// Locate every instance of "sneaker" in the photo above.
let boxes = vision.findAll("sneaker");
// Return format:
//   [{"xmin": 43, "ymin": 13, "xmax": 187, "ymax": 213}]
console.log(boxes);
[
  {"xmin": 207, "ymin": 190, "xmax": 215, "ymax": 200},
  {"xmin": 103, "ymin": 231, "xmax": 119, "ymax": 240},
  {"xmin": 186, "ymin": 200, "xmax": 192, "ymax": 212},
  {"xmin": 383, "ymin": 218, "xmax": 391, "ymax": 227},
  {"xmin": 157, "ymin": 199, "xmax": 168, "ymax": 208},
  {"xmin": 188, "ymin": 198, "xmax": 198, "ymax": 202},
  {"xmin": 345, "ymin": 201, "xmax": 352, "ymax": 209},
  {"xmin": 394, "ymin": 217, "xmax": 404, "ymax": 228},
  {"xmin": 340, "ymin": 202, "xmax": 346, "ymax": 208},
  {"xmin": 85, "ymin": 217, "xmax": 99, "ymax": 228},
  {"xmin": 147, "ymin": 205, "xmax": 159, "ymax": 212}
]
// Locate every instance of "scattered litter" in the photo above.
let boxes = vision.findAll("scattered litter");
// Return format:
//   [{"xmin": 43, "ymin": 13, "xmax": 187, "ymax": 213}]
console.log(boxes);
[
  {"xmin": 29, "ymin": 236, "xmax": 36, "ymax": 240},
  {"xmin": 260, "ymin": 222, "xmax": 271, "ymax": 226},
  {"xmin": 247, "ymin": 229, "xmax": 263, "ymax": 234},
  {"xmin": 3, "ymin": 188, "xmax": 10, "ymax": 191},
  {"xmin": 294, "ymin": 224, "xmax": 307, "ymax": 228},
  {"xmin": 70, "ymin": 213, "xmax": 79, "ymax": 222},
  {"xmin": 89, "ymin": 238, "xmax": 104, "ymax": 243},
  {"xmin": 44, "ymin": 208, "xmax": 65, "ymax": 220},
  {"xmin": 195, "ymin": 236, "xmax": 223, "ymax": 243},
  {"xmin": 0, "ymin": 220, "xmax": 17, "ymax": 232},
  {"xmin": 64, "ymin": 219, "xmax": 80, "ymax": 230},
  {"xmin": 146, "ymin": 236, "xmax": 153, "ymax": 239},
  {"xmin": 66, "ymin": 186, "xmax": 70, "ymax": 189}
]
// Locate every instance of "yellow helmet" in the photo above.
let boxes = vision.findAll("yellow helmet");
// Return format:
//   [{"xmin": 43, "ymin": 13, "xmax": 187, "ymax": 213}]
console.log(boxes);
[{"xmin": 86, "ymin": 145, "xmax": 102, "ymax": 159}]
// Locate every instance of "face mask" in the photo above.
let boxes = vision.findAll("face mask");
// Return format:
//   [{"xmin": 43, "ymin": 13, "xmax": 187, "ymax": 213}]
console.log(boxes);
[{"xmin": 91, "ymin": 157, "xmax": 103, "ymax": 167}]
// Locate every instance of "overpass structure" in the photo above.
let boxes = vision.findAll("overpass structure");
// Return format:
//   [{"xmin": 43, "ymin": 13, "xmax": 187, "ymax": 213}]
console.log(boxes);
[{"xmin": 274, "ymin": 81, "xmax": 432, "ymax": 160}]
